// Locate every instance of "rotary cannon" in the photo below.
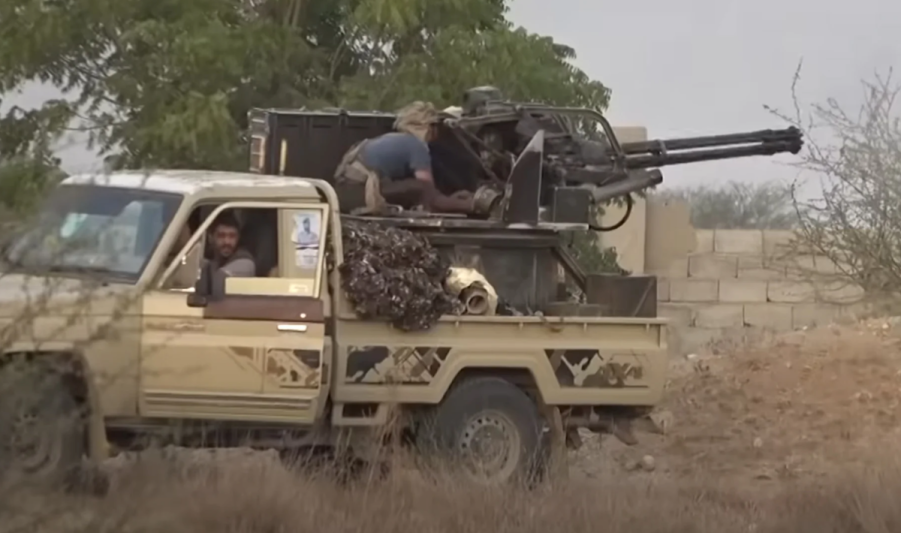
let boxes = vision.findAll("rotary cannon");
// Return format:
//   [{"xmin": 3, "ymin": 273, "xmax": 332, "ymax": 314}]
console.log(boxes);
[{"xmin": 432, "ymin": 86, "xmax": 803, "ymax": 228}]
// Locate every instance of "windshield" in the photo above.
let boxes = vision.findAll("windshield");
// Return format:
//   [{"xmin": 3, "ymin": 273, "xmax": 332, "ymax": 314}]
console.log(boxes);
[{"xmin": 2, "ymin": 184, "xmax": 182, "ymax": 282}]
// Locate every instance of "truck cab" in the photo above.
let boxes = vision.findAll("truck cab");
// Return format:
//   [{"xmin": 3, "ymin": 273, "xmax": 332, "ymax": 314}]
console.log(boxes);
[{"xmin": 0, "ymin": 168, "xmax": 668, "ymax": 487}]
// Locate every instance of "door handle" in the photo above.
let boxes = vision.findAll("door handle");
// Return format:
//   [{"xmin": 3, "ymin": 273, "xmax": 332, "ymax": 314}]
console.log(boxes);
[{"xmin": 277, "ymin": 324, "xmax": 308, "ymax": 333}]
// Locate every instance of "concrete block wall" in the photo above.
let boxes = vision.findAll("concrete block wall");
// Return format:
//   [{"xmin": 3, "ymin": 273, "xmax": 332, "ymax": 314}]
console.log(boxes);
[{"xmin": 653, "ymin": 229, "xmax": 866, "ymax": 354}]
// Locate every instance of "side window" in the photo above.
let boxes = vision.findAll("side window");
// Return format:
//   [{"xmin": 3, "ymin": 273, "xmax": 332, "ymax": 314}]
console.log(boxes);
[
  {"xmin": 157, "ymin": 203, "xmax": 327, "ymax": 296},
  {"xmin": 227, "ymin": 206, "xmax": 327, "ymax": 297},
  {"xmin": 161, "ymin": 206, "xmax": 279, "ymax": 288},
  {"xmin": 230, "ymin": 207, "xmax": 279, "ymax": 277}
]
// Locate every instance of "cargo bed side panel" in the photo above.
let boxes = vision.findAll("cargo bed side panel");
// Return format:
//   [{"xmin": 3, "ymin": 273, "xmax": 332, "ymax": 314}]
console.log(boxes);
[{"xmin": 332, "ymin": 317, "xmax": 667, "ymax": 407}]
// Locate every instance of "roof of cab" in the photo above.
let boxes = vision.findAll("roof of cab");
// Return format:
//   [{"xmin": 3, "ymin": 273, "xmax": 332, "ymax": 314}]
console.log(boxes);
[{"xmin": 61, "ymin": 169, "xmax": 322, "ymax": 198}]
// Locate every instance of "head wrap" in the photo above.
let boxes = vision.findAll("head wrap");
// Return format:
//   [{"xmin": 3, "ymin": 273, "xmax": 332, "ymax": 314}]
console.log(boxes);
[{"xmin": 394, "ymin": 101, "xmax": 440, "ymax": 142}]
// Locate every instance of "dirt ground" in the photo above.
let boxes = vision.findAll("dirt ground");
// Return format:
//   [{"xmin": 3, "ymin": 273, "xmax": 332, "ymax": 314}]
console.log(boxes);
[
  {"xmin": 5, "ymin": 318, "xmax": 901, "ymax": 533},
  {"xmin": 573, "ymin": 317, "xmax": 901, "ymax": 486}
]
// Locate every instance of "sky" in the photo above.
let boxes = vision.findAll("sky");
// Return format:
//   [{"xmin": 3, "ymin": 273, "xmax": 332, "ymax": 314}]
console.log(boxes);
[{"xmin": 4, "ymin": 0, "xmax": 901, "ymax": 194}]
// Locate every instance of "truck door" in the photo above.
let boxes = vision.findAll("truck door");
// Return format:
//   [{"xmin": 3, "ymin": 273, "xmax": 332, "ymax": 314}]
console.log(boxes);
[{"xmin": 139, "ymin": 201, "xmax": 330, "ymax": 425}]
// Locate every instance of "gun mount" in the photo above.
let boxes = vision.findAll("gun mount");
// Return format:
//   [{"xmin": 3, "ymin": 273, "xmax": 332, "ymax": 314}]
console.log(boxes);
[{"xmin": 248, "ymin": 86, "xmax": 803, "ymax": 229}]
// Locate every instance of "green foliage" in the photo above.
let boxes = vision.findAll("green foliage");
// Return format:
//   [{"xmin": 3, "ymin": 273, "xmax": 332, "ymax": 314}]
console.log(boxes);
[
  {"xmin": 0, "ymin": 99, "xmax": 69, "ymax": 215},
  {"xmin": 564, "ymin": 203, "xmax": 630, "ymax": 275},
  {"xmin": 652, "ymin": 180, "xmax": 801, "ymax": 230},
  {"xmin": 0, "ymin": 156, "xmax": 65, "ymax": 217},
  {"xmin": 0, "ymin": 0, "xmax": 610, "ymax": 177},
  {"xmin": 567, "ymin": 231, "xmax": 629, "ymax": 275}
]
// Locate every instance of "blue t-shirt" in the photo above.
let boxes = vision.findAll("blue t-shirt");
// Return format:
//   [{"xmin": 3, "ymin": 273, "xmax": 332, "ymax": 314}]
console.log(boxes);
[{"xmin": 358, "ymin": 132, "xmax": 431, "ymax": 181}]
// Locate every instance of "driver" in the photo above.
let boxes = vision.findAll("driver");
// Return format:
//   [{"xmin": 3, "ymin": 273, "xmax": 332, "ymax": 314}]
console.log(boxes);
[
  {"xmin": 333, "ymin": 101, "xmax": 474, "ymax": 215},
  {"xmin": 208, "ymin": 211, "xmax": 256, "ymax": 277}
]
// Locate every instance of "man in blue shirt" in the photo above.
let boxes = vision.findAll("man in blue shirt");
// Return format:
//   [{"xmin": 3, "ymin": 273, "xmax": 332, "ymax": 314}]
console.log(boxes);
[{"xmin": 333, "ymin": 102, "xmax": 474, "ymax": 215}]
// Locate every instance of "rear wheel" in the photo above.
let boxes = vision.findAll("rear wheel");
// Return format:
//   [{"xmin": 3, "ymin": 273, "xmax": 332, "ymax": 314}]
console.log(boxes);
[
  {"xmin": 415, "ymin": 376, "xmax": 548, "ymax": 486},
  {"xmin": 0, "ymin": 366, "xmax": 86, "ymax": 487}
]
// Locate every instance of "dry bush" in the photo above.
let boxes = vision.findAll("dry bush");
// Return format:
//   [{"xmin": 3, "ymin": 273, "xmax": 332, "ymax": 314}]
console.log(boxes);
[{"xmin": 767, "ymin": 64, "xmax": 901, "ymax": 297}]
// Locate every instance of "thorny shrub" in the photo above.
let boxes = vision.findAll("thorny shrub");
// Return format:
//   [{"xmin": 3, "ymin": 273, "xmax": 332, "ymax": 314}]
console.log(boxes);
[{"xmin": 768, "ymin": 65, "xmax": 901, "ymax": 297}]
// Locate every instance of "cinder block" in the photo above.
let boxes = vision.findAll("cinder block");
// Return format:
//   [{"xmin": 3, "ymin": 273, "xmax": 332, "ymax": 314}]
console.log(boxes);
[
  {"xmin": 738, "ymin": 255, "xmax": 763, "ymax": 269},
  {"xmin": 814, "ymin": 280, "xmax": 865, "ymax": 304},
  {"xmin": 657, "ymin": 303, "xmax": 694, "ymax": 327},
  {"xmin": 718, "ymin": 280, "xmax": 768, "ymax": 302},
  {"xmin": 767, "ymin": 281, "xmax": 816, "ymax": 303},
  {"xmin": 657, "ymin": 279, "xmax": 670, "ymax": 302},
  {"xmin": 743, "ymin": 303, "xmax": 793, "ymax": 331},
  {"xmin": 714, "ymin": 230, "xmax": 763, "ymax": 255},
  {"xmin": 695, "ymin": 230, "xmax": 715, "ymax": 253},
  {"xmin": 783, "ymin": 254, "xmax": 839, "ymax": 279},
  {"xmin": 762, "ymin": 230, "xmax": 795, "ymax": 258},
  {"xmin": 786, "ymin": 254, "xmax": 835, "ymax": 274},
  {"xmin": 791, "ymin": 303, "xmax": 842, "ymax": 328},
  {"xmin": 669, "ymin": 279, "xmax": 718, "ymax": 303},
  {"xmin": 737, "ymin": 255, "xmax": 786, "ymax": 280},
  {"xmin": 738, "ymin": 268, "xmax": 786, "ymax": 281},
  {"xmin": 694, "ymin": 304, "xmax": 744, "ymax": 328},
  {"xmin": 688, "ymin": 254, "xmax": 738, "ymax": 279},
  {"xmin": 650, "ymin": 257, "xmax": 689, "ymax": 279}
]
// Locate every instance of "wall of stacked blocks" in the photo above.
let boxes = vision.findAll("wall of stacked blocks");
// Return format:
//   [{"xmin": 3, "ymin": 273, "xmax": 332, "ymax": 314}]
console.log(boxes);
[{"xmin": 652, "ymin": 229, "xmax": 866, "ymax": 354}]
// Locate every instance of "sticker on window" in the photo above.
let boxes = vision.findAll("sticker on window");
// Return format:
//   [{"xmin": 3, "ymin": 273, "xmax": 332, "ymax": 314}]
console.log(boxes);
[{"xmin": 292, "ymin": 210, "xmax": 321, "ymax": 270}]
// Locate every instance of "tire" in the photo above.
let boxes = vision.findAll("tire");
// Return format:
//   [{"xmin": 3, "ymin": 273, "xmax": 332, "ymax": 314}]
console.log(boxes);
[
  {"xmin": 0, "ymin": 366, "xmax": 86, "ymax": 488},
  {"xmin": 415, "ymin": 376, "xmax": 548, "ymax": 486}
]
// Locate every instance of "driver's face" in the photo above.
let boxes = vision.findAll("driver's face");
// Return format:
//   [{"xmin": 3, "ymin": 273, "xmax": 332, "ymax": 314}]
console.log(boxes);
[{"xmin": 213, "ymin": 225, "xmax": 239, "ymax": 258}]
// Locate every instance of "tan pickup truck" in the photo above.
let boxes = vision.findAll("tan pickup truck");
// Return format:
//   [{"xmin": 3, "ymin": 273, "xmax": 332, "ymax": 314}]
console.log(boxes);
[{"xmin": 0, "ymin": 169, "xmax": 668, "ymax": 486}]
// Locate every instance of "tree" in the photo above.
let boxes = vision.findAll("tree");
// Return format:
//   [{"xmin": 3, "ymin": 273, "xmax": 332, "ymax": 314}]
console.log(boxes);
[
  {"xmin": 651, "ymin": 180, "xmax": 800, "ymax": 230},
  {"xmin": 766, "ymin": 66, "xmax": 901, "ymax": 295},
  {"xmin": 0, "ymin": 99, "xmax": 69, "ymax": 218},
  {"xmin": 0, "ymin": 0, "xmax": 610, "ymax": 173}
]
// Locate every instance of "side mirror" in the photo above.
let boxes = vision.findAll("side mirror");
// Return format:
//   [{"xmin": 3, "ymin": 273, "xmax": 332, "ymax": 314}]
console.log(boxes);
[{"xmin": 186, "ymin": 260, "xmax": 226, "ymax": 307}]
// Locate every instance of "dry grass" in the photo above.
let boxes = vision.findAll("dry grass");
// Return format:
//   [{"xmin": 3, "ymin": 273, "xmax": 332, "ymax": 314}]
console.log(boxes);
[{"xmin": 2, "ymin": 451, "xmax": 901, "ymax": 533}]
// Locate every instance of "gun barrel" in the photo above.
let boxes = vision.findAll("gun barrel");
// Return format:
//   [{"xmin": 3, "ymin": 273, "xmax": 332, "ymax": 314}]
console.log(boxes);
[
  {"xmin": 590, "ymin": 169, "xmax": 664, "ymax": 203},
  {"xmin": 623, "ymin": 140, "xmax": 801, "ymax": 169},
  {"xmin": 619, "ymin": 126, "xmax": 803, "ymax": 155}
]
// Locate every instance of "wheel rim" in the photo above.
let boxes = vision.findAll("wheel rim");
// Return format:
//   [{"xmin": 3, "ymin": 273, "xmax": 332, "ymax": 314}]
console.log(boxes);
[
  {"xmin": 457, "ymin": 410, "xmax": 522, "ymax": 483},
  {"xmin": 9, "ymin": 409, "xmax": 63, "ymax": 473}
]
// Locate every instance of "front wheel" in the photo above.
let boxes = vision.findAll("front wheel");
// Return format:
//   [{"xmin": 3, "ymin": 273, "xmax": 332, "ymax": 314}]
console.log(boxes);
[
  {"xmin": 415, "ymin": 376, "xmax": 548, "ymax": 486},
  {"xmin": 0, "ymin": 366, "xmax": 86, "ymax": 488}
]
